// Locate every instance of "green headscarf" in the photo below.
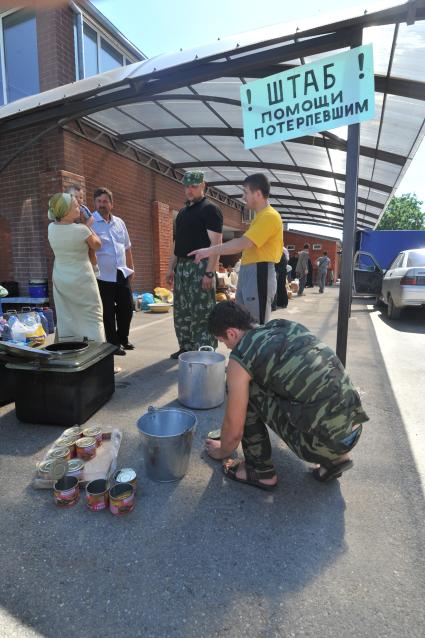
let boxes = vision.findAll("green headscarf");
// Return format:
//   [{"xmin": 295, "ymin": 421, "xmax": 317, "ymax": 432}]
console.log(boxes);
[{"xmin": 48, "ymin": 193, "xmax": 73, "ymax": 221}]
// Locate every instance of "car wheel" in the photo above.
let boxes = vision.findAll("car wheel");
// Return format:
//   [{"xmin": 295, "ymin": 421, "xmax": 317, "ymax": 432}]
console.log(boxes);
[{"xmin": 387, "ymin": 294, "xmax": 401, "ymax": 319}]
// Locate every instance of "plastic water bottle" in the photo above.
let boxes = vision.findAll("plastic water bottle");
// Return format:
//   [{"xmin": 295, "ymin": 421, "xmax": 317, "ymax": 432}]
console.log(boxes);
[
  {"xmin": 35, "ymin": 307, "xmax": 49, "ymax": 335},
  {"xmin": 42, "ymin": 307, "xmax": 55, "ymax": 334}
]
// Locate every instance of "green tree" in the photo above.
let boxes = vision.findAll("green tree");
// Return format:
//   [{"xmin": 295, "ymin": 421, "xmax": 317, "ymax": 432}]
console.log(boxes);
[{"xmin": 377, "ymin": 193, "xmax": 425, "ymax": 230}]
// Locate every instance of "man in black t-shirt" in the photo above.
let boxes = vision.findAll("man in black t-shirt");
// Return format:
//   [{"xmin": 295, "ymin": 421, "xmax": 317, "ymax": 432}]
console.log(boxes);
[{"xmin": 166, "ymin": 171, "xmax": 223, "ymax": 358}]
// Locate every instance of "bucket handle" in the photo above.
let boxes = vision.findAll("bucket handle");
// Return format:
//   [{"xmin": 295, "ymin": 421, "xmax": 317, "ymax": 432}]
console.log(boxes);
[{"xmin": 198, "ymin": 346, "xmax": 214, "ymax": 352}]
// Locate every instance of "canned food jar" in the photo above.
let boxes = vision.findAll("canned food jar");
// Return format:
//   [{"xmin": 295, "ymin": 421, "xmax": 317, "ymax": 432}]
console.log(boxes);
[
  {"xmin": 56, "ymin": 436, "xmax": 78, "ymax": 459},
  {"xmin": 53, "ymin": 476, "xmax": 80, "ymax": 508},
  {"xmin": 62, "ymin": 426, "xmax": 83, "ymax": 438},
  {"xmin": 113, "ymin": 468, "xmax": 137, "ymax": 492},
  {"xmin": 37, "ymin": 459, "xmax": 57, "ymax": 480},
  {"xmin": 82, "ymin": 426, "xmax": 102, "ymax": 447},
  {"xmin": 86, "ymin": 479, "xmax": 109, "ymax": 511},
  {"xmin": 66, "ymin": 459, "xmax": 85, "ymax": 482},
  {"xmin": 109, "ymin": 483, "xmax": 135, "ymax": 516},
  {"xmin": 46, "ymin": 445, "xmax": 72, "ymax": 462},
  {"xmin": 75, "ymin": 437, "xmax": 97, "ymax": 461}
]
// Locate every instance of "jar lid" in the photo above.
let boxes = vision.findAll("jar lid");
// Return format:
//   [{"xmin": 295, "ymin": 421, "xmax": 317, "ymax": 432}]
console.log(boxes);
[
  {"xmin": 76, "ymin": 437, "xmax": 96, "ymax": 448},
  {"xmin": 116, "ymin": 468, "xmax": 136, "ymax": 483},
  {"xmin": 50, "ymin": 459, "xmax": 68, "ymax": 481},
  {"xmin": 67, "ymin": 459, "xmax": 85, "ymax": 472}
]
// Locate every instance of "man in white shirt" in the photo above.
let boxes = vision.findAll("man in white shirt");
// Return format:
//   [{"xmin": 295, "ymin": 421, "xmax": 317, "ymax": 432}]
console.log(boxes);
[{"xmin": 91, "ymin": 187, "xmax": 135, "ymax": 356}]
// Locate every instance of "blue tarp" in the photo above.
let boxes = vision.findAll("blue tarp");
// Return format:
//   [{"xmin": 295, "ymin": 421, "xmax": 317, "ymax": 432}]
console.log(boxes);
[{"xmin": 357, "ymin": 230, "xmax": 425, "ymax": 269}]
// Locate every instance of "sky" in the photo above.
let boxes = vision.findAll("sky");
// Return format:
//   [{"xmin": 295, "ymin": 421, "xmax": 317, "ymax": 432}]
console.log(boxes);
[{"xmin": 92, "ymin": 0, "xmax": 425, "ymax": 239}]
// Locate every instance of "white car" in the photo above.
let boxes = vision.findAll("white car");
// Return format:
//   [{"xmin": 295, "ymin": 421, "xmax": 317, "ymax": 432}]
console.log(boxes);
[
  {"xmin": 354, "ymin": 248, "xmax": 425, "ymax": 319},
  {"xmin": 381, "ymin": 248, "xmax": 425, "ymax": 318}
]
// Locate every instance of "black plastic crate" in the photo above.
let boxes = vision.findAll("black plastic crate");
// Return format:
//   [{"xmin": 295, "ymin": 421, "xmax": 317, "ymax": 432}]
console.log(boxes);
[
  {"xmin": 0, "ymin": 356, "xmax": 15, "ymax": 406},
  {"xmin": 6, "ymin": 342, "xmax": 116, "ymax": 426}
]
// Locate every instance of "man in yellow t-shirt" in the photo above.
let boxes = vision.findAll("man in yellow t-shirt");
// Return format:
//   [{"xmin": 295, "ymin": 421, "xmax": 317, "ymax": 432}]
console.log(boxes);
[{"xmin": 189, "ymin": 174, "xmax": 283, "ymax": 324}]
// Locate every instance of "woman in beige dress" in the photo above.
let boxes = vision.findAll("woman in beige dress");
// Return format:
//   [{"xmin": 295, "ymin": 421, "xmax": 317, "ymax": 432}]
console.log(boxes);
[{"xmin": 47, "ymin": 193, "xmax": 105, "ymax": 342}]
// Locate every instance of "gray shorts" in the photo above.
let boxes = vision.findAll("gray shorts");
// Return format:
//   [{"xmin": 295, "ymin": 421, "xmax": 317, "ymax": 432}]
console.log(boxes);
[{"xmin": 236, "ymin": 262, "xmax": 277, "ymax": 324}]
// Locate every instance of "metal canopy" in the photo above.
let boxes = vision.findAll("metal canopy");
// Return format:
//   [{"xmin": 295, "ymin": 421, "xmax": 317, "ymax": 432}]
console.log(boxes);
[{"xmin": 1, "ymin": 1, "xmax": 425, "ymax": 231}]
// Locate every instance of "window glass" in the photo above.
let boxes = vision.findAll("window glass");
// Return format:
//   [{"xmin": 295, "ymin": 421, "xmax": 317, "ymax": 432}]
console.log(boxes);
[
  {"xmin": 100, "ymin": 38, "xmax": 123, "ymax": 71},
  {"xmin": 357, "ymin": 254, "xmax": 379, "ymax": 272},
  {"xmin": 407, "ymin": 251, "xmax": 425, "ymax": 267},
  {"xmin": 388, "ymin": 253, "xmax": 403, "ymax": 270},
  {"xmin": 3, "ymin": 11, "xmax": 39, "ymax": 102},
  {"xmin": 83, "ymin": 23, "xmax": 98, "ymax": 77}
]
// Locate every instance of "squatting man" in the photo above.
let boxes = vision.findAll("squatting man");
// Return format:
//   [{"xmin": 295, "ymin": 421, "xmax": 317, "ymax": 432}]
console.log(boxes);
[{"xmin": 204, "ymin": 301, "xmax": 368, "ymax": 490}]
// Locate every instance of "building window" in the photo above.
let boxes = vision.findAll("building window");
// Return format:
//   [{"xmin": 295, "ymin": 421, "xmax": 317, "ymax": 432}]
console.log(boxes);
[
  {"xmin": 287, "ymin": 245, "xmax": 296, "ymax": 251},
  {"xmin": 75, "ymin": 18, "xmax": 134, "ymax": 79},
  {"xmin": 0, "ymin": 10, "xmax": 39, "ymax": 105},
  {"xmin": 312, "ymin": 243, "xmax": 322, "ymax": 250},
  {"xmin": 83, "ymin": 22, "xmax": 99, "ymax": 77},
  {"xmin": 100, "ymin": 38, "xmax": 123, "ymax": 71}
]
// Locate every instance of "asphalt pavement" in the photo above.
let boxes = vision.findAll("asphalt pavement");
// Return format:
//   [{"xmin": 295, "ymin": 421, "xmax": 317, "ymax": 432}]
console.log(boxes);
[{"xmin": 1, "ymin": 286, "xmax": 424, "ymax": 638}]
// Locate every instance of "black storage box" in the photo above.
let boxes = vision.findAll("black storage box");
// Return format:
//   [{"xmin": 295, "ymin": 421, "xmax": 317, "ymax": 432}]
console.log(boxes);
[
  {"xmin": 4, "ymin": 341, "xmax": 116, "ymax": 426},
  {"xmin": 0, "ymin": 353, "xmax": 15, "ymax": 406}
]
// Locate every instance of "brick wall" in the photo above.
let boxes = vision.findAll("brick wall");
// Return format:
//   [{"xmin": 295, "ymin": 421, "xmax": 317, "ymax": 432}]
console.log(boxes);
[
  {"xmin": 0, "ymin": 124, "xmax": 65, "ymax": 295},
  {"xmin": 284, "ymin": 230, "xmax": 341, "ymax": 281},
  {"xmin": 37, "ymin": 6, "xmax": 76, "ymax": 92},
  {"xmin": 0, "ymin": 217, "xmax": 12, "ymax": 281}
]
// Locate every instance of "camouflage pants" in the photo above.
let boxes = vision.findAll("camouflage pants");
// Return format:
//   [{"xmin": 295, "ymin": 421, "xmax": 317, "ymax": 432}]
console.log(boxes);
[
  {"xmin": 242, "ymin": 381, "xmax": 363, "ymax": 477},
  {"xmin": 173, "ymin": 258, "xmax": 217, "ymax": 350}
]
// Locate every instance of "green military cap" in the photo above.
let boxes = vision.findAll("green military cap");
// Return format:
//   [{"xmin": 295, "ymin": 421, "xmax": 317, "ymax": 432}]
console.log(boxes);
[{"xmin": 182, "ymin": 170, "xmax": 205, "ymax": 186}]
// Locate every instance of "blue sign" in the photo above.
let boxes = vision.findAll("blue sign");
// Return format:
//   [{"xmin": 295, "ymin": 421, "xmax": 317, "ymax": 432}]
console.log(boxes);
[{"xmin": 241, "ymin": 44, "xmax": 375, "ymax": 149}]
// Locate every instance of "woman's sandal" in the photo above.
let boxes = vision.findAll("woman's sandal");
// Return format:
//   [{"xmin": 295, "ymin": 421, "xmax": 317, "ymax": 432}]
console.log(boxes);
[
  {"xmin": 223, "ymin": 461, "xmax": 277, "ymax": 492},
  {"xmin": 311, "ymin": 459, "xmax": 353, "ymax": 483}
]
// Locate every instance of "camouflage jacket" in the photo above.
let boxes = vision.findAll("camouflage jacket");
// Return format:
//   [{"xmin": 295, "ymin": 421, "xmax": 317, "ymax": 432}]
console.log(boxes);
[{"xmin": 230, "ymin": 319, "xmax": 369, "ymax": 435}]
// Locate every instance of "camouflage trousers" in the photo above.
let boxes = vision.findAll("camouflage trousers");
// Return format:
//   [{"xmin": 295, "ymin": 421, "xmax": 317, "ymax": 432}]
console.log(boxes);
[
  {"xmin": 173, "ymin": 258, "xmax": 217, "ymax": 350},
  {"xmin": 242, "ymin": 381, "xmax": 363, "ymax": 476}
]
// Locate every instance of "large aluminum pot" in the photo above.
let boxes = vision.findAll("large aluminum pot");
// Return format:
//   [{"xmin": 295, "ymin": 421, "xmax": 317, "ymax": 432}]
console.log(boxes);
[
  {"xmin": 178, "ymin": 346, "xmax": 226, "ymax": 409},
  {"xmin": 137, "ymin": 406, "xmax": 197, "ymax": 482}
]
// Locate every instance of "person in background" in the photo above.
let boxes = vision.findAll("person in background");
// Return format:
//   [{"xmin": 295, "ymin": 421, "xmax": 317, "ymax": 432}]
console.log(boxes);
[
  {"xmin": 306, "ymin": 256, "xmax": 314, "ymax": 288},
  {"xmin": 296, "ymin": 243, "xmax": 310, "ymax": 296},
  {"xmin": 288, "ymin": 253, "xmax": 298, "ymax": 282},
  {"xmin": 47, "ymin": 193, "xmax": 105, "ymax": 342},
  {"xmin": 165, "ymin": 170, "xmax": 223, "ymax": 359},
  {"xmin": 91, "ymin": 187, "xmax": 135, "ymax": 356},
  {"xmin": 317, "ymin": 251, "xmax": 331, "ymax": 293},
  {"xmin": 64, "ymin": 184, "xmax": 99, "ymax": 277},
  {"xmin": 204, "ymin": 301, "xmax": 368, "ymax": 491},
  {"xmin": 188, "ymin": 173, "xmax": 282, "ymax": 325},
  {"xmin": 272, "ymin": 245, "xmax": 289, "ymax": 310}
]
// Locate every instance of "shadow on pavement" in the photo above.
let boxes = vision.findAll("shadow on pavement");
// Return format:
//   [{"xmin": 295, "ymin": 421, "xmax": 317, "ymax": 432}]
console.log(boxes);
[{"xmin": 375, "ymin": 305, "xmax": 425, "ymax": 334}]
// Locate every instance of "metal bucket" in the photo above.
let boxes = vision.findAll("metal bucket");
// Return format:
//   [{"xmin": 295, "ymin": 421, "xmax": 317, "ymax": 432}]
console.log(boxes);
[
  {"xmin": 178, "ymin": 346, "xmax": 226, "ymax": 409},
  {"xmin": 137, "ymin": 406, "xmax": 197, "ymax": 482}
]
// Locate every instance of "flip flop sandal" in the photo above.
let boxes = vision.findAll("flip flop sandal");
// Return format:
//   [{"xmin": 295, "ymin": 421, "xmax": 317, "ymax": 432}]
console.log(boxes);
[
  {"xmin": 312, "ymin": 459, "xmax": 353, "ymax": 483},
  {"xmin": 223, "ymin": 462, "xmax": 277, "ymax": 492}
]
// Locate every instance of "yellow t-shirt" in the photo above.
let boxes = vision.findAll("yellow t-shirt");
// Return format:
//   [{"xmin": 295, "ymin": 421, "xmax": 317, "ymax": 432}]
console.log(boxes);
[{"xmin": 241, "ymin": 205, "xmax": 283, "ymax": 265}]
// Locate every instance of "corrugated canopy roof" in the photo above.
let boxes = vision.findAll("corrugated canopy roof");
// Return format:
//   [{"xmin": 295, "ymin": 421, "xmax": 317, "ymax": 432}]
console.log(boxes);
[{"xmin": 1, "ymin": 0, "xmax": 425, "ymax": 231}]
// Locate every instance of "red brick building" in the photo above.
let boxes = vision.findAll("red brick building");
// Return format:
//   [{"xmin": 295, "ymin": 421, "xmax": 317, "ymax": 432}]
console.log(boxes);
[
  {"xmin": 284, "ymin": 229, "xmax": 341, "ymax": 283},
  {"xmin": 0, "ymin": 2, "xmax": 245, "ymax": 296}
]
